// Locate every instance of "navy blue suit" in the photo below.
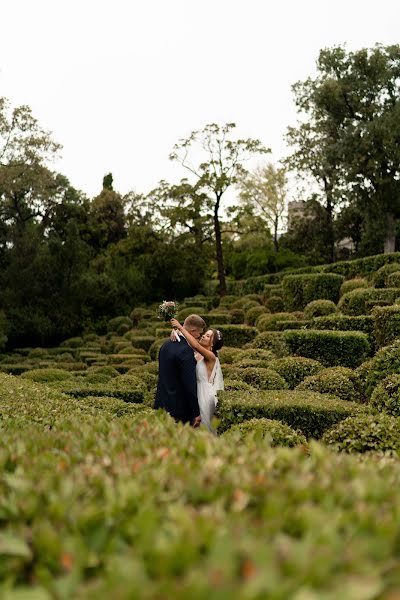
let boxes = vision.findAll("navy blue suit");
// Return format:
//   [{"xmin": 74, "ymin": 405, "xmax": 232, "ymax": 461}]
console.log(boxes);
[{"xmin": 154, "ymin": 337, "xmax": 200, "ymax": 424}]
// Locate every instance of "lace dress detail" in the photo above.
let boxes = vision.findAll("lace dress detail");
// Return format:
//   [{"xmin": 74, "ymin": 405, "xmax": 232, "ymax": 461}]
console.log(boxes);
[{"xmin": 196, "ymin": 358, "xmax": 224, "ymax": 434}]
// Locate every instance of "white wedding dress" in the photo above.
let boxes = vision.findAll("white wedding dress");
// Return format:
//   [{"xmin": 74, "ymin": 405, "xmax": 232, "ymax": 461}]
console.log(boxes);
[{"xmin": 196, "ymin": 357, "xmax": 224, "ymax": 434}]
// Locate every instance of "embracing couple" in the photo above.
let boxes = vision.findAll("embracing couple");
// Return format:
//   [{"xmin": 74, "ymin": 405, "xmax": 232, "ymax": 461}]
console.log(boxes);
[{"xmin": 154, "ymin": 314, "xmax": 224, "ymax": 433}]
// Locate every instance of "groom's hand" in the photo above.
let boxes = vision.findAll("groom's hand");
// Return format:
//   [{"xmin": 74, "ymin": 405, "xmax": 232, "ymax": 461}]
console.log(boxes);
[{"xmin": 192, "ymin": 415, "xmax": 201, "ymax": 428}]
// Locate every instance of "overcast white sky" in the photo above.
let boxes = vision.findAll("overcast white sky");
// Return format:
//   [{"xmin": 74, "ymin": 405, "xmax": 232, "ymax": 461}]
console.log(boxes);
[{"xmin": 1, "ymin": 0, "xmax": 399, "ymax": 200}]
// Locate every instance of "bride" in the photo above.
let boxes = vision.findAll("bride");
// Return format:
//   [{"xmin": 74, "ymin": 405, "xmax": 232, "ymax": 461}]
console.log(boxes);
[{"xmin": 170, "ymin": 318, "xmax": 224, "ymax": 433}]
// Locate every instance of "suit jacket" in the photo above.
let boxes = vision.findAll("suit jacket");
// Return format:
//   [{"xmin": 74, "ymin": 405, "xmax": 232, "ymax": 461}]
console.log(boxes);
[{"xmin": 154, "ymin": 336, "xmax": 200, "ymax": 424}]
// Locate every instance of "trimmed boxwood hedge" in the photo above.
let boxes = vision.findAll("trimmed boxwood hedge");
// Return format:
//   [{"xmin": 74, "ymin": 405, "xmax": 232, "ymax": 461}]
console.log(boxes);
[
  {"xmin": 297, "ymin": 367, "xmax": 363, "ymax": 403},
  {"xmin": 322, "ymin": 414, "xmax": 400, "ymax": 453},
  {"xmin": 265, "ymin": 296, "xmax": 285, "ymax": 313},
  {"xmin": 213, "ymin": 325, "xmax": 258, "ymax": 347},
  {"xmin": 284, "ymin": 329, "xmax": 370, "ymax": 368},
  {"xmin": 20, "ymin": 368, "xmax": 74, "ymax": 383},
  {"xmin": 248, "ymin": 332, "xmax": 289, "ymax": 357},
  {"xmin": 356, "ymin": 339, "xmax": 400, "ymax": 398},
  {"xmin": 339, "ymin": 278, "xmax": 369, "ymax": 297},
  {"xmin": 303, "ymin": 300, "xmax": 336, "ymax": 319},
  {"xmin": 224, "ymin": 418, "xmax": 307, "ymax": 447},
  {"xmin": 338, "ymin": 288, "xmax": 399, "ymax": 316},
  {"xmin": 223, "ymin": 379, "xmax": 257, "ymax": 392},
  {"xmin": 370, "ymin": 375, "xmax": 400, "ymax": 417},
  {"xmin": 372, "ymin": 305, "xmax": 400, "ymax": 347},
  {"xmin": 282, "ymin": 273, "xmax": 343, "ymax": 311},
  {"xmin": 245, "ymin": 305, "xmax": 268, "ymax": 326},
  {"xmin": 312, "ymin": 314, "xmax": 374, "ymax": 337},
  {"xmin": 269, "ymin": 357, "xmax": 324, "ymax": 389},
  {"xmin": 372, "ymin": 262, "xmax": 400, "ymax": 288},
  {"xmin": 216, "ymin": 389, "xmax": 363, "ymax": 438},
  {"xmin": 238, "ymin": 367, "xmax": 288, "ymax": 390}
]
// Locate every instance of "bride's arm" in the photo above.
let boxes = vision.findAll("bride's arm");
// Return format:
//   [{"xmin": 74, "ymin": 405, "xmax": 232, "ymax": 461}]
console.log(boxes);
[{"xmin": 171, "ymin": 319, "xmax": 216, "ymax": 363}]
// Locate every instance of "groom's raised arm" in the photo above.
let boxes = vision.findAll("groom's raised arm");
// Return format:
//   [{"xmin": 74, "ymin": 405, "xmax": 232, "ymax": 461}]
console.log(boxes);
[{"xmin": 178, "ymin": 345, "xmax": 200, "ymax": 422}]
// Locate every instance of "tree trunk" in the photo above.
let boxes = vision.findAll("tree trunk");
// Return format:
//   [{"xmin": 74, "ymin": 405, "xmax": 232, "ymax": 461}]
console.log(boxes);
[
  {"xmin": 273, "ymin": 215, "xmax": 279, "ymax": 253},
  {"xmin": 214, "ymin": 196, "xmax": 227, "ymax": 296},
  {"xmin": 384, "ymin": 210, "xmax": 396, "ymax": 253},
  {"xmin": 323, "ymin": 179, "xmax": 335, "ymax": 263}
]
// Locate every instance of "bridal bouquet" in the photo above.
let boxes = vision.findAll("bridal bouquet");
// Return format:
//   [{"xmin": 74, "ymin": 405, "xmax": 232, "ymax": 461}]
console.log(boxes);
[{"xmin": 157, "ymin": 300, "xmax": 179, "ymax": 322}]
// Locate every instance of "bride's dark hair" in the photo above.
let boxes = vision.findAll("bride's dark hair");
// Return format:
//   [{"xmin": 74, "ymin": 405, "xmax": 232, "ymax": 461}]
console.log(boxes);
[{"xmin": 211, "ymin": 329, "xmax": 224, "ymax": 356}]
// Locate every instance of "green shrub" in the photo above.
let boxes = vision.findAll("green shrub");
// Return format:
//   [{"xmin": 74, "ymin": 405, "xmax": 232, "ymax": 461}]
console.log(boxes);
[
  {"xmin": 233, "ymin": 348, "xmax": 275, "ymax": 362},
  {"xmin": 229, "ymin": 308, "xmax": 245, "ymax": 324},
  {"xmin": 60, "ymin": 336, "xmax": 84, "ymax": 348},
  {"xmin": 372, "ymin": 262, "xmax": 400, "ymax": 288},
  {"xmin": 20, "ymin": 368, "xmax": 74, "ymax": 383},
  {"xmin": 204, "ymin": 313, "xmax": 232, "ymax": 325},
  {"xmin": 265, "ymin": 296, "xmax": 285, "ymax": 313},
  {"xmin": 148, "ymin": 338, "xmax": 168, "ymax": 361},
  {"xmin": 263, "ymin": 284, "xmax": 284, "ymax": 300},
  {"xmin": 245, "ymin": 305, "xmax": 268, "ymax": 326},
  {"xmin": 177, "ymin": 307, "xmax": 207, "ymax": 321},
  {"xmin": 27, "ymin": 347, "xmax": 49, "ymax": 359},
  {"xmin": 312, "ymin": 314, "xmax": 374, "ymax": 337},
  {"xmin": 224, "ymin": 418, "xmax": 307, "ymax": 447},
  {"xmin": 386, "ymin": 271, "xmax": 400, "ymax": 288},
  {"xmin": 223, "ymin": 379, "xmax": 257, "ymax": 392},
  {"xmin": 218, "ymin": 295, "xmax": 239, "ymax": 308},
  {"xmin": 355, "ymin": 340, "xmax": 400, "ymax": 398},
  {"xmin": 282, "ymin": 274, "xmax": 343, "ymax": 311},
  {"xmin": 214, "ymin": 325, "xmax": 257, "ymax": 347},
  {"xmin": 239, "ymin": 367, "xmax": 288, "ymax": 390},
  {"xmin": 233, "ymin": 358, "xmax": 273, "ymax": 370},
  {"xmin": 284, "ymin": 329, "xmax": 370, "ymax": 368},
  {"xmin": 57, "ymin": 380, "xmax": 146, "ymax": 404},
  {"xmin": 269, "ymin": 357, "xmax": 324, "ymax": 389},
  {"xmin": 297, "ymin": 367, "xmax": 362, "ymax": 403},
  {"xmin": 231, "ymin": 298, "xmax": 259, "ymax": 310},
  {"xmin": 370, "ymin": 375, "xmax": 400, "ymax": 416},
  {"xmin": 304, "ymin": 300, "xmax": 336, "ymax": 319},
  {"xmin": 216, "ymin": 389, "xmax": 363, "ymax": 437},
  {"xmin": 107, "ymin": 316, "xmax": 133, "ymax": 334},
  {"xmin": 372, "ymin": 305, "xmax": 400, "ymax": 347},
  {"xmin": 322, "ymin": 414, "xmax": 400, "ymax": 453},
  {"xmin": 127, "ymin": 336, "xmax": 156, "ymax": 352},
  {"xmin": 256, "ymin": 312, "xmax": 293, "ymax": 332},
  {"xmin": 338, "ymin": 288, "xmax": 399, "ymax": 315},
  {"xmin": 247, "ymin": 332, "xmax": 289, "ymax": 357},
  {"xmin": 339, "ymin": 278, "xmax": 369, "ymax": 297},
  {"xmin": 218, "ymin": 346, "xmax": 244, "ymax": 364}
]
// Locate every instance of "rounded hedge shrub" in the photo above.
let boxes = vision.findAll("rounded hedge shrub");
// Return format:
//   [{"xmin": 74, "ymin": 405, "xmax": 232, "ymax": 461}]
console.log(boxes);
[
  {"xmin": 322, "ymin": 414, "xmax": 400, "ymax": 453},
  {"xmin": 234, "ymin": 349, "xmax": 275, "ymax": 362},
  {"xmin": 372, "ymin": 305, "xmax": 400, "ymax": 348},
  {"xmin": 370, "ymin": 375, "xmax": 400, "ymax": 416},
  {"xmin": 177, "ymin": 307, "xmax": 206, "ymax": 321},
  {"xmin": 356, "ymin": 339, "xmax": 400, "ymax": 398},
  {"xmin": 263, "ymin": 284, "xmax": 284, "ymax": 300},
  {"xmin": 239, "ymin": 367, "xmax": 288, "ymax": 390},
  {"xmin": 304, "ymin": 300, "xmax": 336, "ymax": 319},
  {"xmin": 233, "ymin": 358, "xmax": 272, "ymax": 370},
  {"xmin": 337, "ymin": 288, "xmax": 399, "ymax": 316},
  {"xmin": 265, "ymin": 296, "xmax": 285, "ymax": 313},
  {"xmin": 270, "ymin": 357, "xmax": 324, "ymax": 389},
  {"xmin": 218, "ymin": 346, "xmax": 244, "ymax": 364},
  {"xmin": 245, "ymin": 305, "xmax": 268, "ymax": 326},
  {"xmin": 224, "ymin": 418, "xmax": 307, "ymax": 447},
  {"xmin": 60, "ymin": 337, "xmax": 84, "ymax": 349},
  {"xmin": 256, "ymin": 313, "xmax": 293, "ymax": 332},
  {"xmin": 229, "ymin": 308, "xmax": 245, "ymax": 324},
  {"xmin": 386, "ymin": 271, "xmax": 400, "ymax": 288},
  {"xmin": 372, "ymin": 263, "xmax": 400, "ymax": 288},
  {"xmin": 21, "ymin": 368, "xmax": 74, "ymax": 383},
  {"xmin": 339, "ymin": 278, "xmax": 369, "ymax": 297},
  {"xmin": 223, "ymin": 379, "xmax": 256, "ymax": 392},
  {"xmin": 297, "ymin": 367, "xmax": 362, "ymax": 403},
  {"xmin": 218, "ymin": 295, "xmax": 239, "ymax": 308},
  {"xmin": 107, "ymin": 316, "xmax": 133, "ymax": 334},
  {"xmin": 248, "ymin": 332, "xmax": 289, "ymax": 357}
]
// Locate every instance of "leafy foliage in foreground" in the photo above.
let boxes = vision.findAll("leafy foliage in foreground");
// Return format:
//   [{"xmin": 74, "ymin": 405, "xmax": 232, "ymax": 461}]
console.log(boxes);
[{"xmin": 1, "ymin": 371, "xmax": 400, "ymax": 598}]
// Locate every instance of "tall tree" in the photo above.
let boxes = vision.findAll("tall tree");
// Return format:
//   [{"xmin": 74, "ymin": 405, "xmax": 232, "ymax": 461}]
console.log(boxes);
[
  {"xmin": 287, "ymin": 44, "xmax": 400, "ymax": 255},
  {"xmin": 170, "ymin": 123, "xmax": 268, "ymax": 295},
  {"xmin": 237, "ymin": 162, "xmax": 287, "ymax": 252}
]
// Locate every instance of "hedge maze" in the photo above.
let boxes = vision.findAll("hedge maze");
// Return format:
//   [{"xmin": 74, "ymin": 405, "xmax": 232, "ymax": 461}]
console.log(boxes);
[{"xmin": 3, "ymin": 252, "xmax": 400, "ymax": 596}]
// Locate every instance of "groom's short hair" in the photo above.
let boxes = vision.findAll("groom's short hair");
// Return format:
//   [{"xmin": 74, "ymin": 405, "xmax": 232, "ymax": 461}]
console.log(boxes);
[{"xmin": 184, "ymin": 314, "xmax": 206, "ymax": 330}]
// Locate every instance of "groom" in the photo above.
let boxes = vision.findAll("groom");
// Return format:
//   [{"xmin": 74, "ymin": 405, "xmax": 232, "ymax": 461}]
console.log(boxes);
[{"xmin": 155, "ymin": 314, "xmax": 205, "ymax": 427}]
